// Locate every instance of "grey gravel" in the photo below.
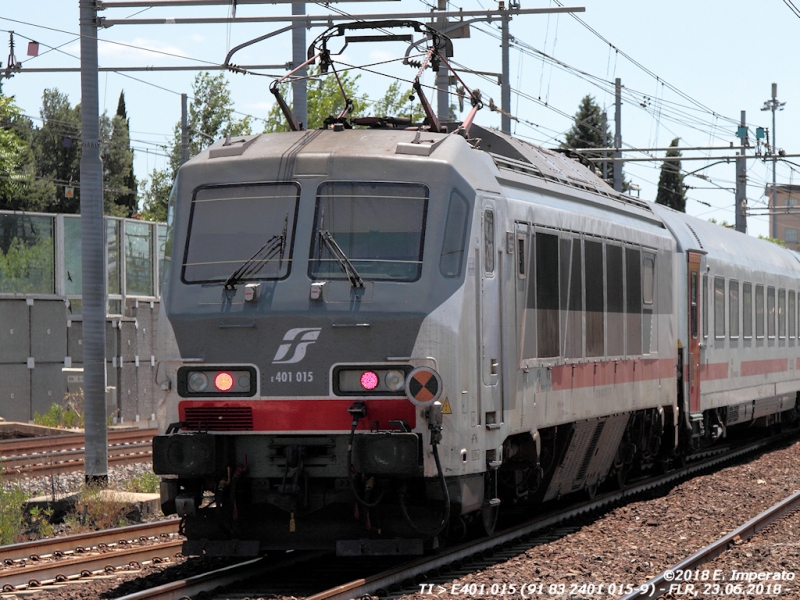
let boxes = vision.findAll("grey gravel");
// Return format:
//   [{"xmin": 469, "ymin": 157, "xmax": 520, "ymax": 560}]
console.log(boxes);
[{"xmin": 3, "ymin": 462, "xmax": 155, "ymax": 498}]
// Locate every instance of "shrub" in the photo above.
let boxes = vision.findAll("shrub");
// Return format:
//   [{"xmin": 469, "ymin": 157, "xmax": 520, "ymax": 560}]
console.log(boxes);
[
  {"xmin": 0, "ymin": 482, "xmax": 28, "ymax": 545},
  {"xmin": 34, "ymin": 399, "xmax": 84, "ymax": 429},
  {"xmin": 123, "ymin": 471, "xmax": 160, "ymax": 494}
]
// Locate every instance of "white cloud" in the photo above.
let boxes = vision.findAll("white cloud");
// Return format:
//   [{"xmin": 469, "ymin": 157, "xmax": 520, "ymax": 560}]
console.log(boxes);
[
  {"xmin": 99, "ymin": 37, "xmax": 190, "ymax": 62},
  {"xmin": 189, "ymin": 34, "xmax": 205, "ymax": 43},
  {"xmin": 369, "ymin": 50, "xmax": 394, "ymax": 64}
]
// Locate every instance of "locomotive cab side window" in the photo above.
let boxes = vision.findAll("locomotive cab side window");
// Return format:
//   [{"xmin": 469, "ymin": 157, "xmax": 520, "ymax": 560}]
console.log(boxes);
[
  {"xmin": 743, "ymin": 282, "xmax": 753, "ymax": 338},
  {"xmin": 536, "ymin": 232, "xmax": 560, "ymax": 358},
  {"xmin": 483, "ymin": 210, "xmax": 495, "ymax": 274},
  {"xmin": 309, "ymin": 182, "xmax": 428, "ymax": 282},
  {"xmin": 182, "ymin": 182, "xmax": 300, "ymax": 284},
  {"xmin": 439, "ymin": 189, "xmax": 470, "ymax": 279},
  {"xmin": 729, "ymin": 280, "xmax": 740, "ymax": 339}
]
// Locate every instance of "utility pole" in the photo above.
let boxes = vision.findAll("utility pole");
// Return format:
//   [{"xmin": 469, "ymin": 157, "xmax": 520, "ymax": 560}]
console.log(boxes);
[
  {"xmin": 436, "ymin": 0, "xmax": 450, "ymax": 124},
  {"xmin": 79, "ymin": 0, "xmax": 108, "ymax": 484},
  {"xmin": 180, "ymin": 93, "xmax": 189, "ymax": 165},
  {"xmin": 601, "ymin": 110, "xmax": 608, "ymax": 181},
  {"xmin": 735, "ymin": 110, "xmax": 747, "ymax": 233},
  {"xmin": 762, "ymin": 83, "xmax": 785, "ymax": 238},
  {"xmin": 613, "ymin": 77, "xmax": 622, "ymax": 192},
  {"xmin": 500, "ymin": 6, "xmax": 511, "ymax": 134},
  {"xmin": 292, "ymin": 2, "xmax": 307, "ymax": 128}
]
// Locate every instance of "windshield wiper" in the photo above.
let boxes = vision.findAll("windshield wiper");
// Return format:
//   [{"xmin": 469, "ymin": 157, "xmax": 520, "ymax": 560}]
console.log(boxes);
[
  {"xmin": 224, "ymin": 214, "xmax": 289, "ymax": 290},
  {"xmin": 319, "ymin": 230, "xmax": 364, "ymax": 289},
  {"xmin": 223, "ymin": 234, "xmax": 285, "ymax": 290}
]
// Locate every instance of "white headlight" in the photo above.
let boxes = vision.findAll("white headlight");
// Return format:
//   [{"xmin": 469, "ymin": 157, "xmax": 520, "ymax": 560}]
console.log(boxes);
[
  {"xmin": 187, "ymin": 371, "xmax": 209, "ymax": 393},
  {"xmin": 384, "ymin": 370, "xmax": 405, "ymax": 391}
]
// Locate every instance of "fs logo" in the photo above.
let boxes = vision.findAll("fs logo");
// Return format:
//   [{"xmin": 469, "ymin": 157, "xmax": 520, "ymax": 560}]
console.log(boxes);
[{"xmin": 272, "ymin": 328, "xmax": 322, "ymax": 364}]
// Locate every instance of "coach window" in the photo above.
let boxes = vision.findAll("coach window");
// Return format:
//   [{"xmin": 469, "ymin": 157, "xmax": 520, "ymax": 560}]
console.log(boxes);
[
  {"xmin": 714, "ymin": 277, "xmax": 725, "ymax": 338},
  {"xmin": 791, "ymin": 291, "xmax": 797, "ymax": 338},
  {"xmin": 756, "ymin": 284, "xmax": 765, "ymax": 339},
  {"xmin": 536, "ymin": 232, "xmax": 560, "ymax": 358},
  {"xmin": 779, "ymin": 289, "xmax": 787, "ymax": 338},
  {"xmin": 484, "ymin": 210, "xmax": 495, "ymax": 274},
  {"xmin": 521, "ymin": 235, "xmax": 536, "ymax": 360},
  {"xmin": 564, "ymin": 238, "xmax": 583, "ymax": 358},
  {"xmin": 702, "ymin": 274, "xmax": 709, "ymax": 338},
  {"xmin": 767, "ymin": 286, "xmax": 776, "ymax": 338},
  {"xmin": 642, "ymin": 253, "xmax": 655, "ymax": 354},
  {"xmin": 607, "ymin": 245, "xmax": 625, "ymax": 355},
  {"xmin": 439, "ymin": 190, "xmax": 470, "ymax": 278},
  {"xmin": 729, "ymin": 280, "xmax": 740, "ymax": 339},
  {"xmin": 585, "ymin": 240, "xmax": 605, "ymax": 357},
  {"xmin": 743, "ymin": 283, "xmax": 753, "ymax": 338},
  {"xmin": 626, "ymin": 248, "xmax": 642, "ymax": 355}
]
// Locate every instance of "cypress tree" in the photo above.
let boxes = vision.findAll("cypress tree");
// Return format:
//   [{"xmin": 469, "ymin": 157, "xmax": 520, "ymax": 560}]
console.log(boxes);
[{"xmin": 655, "ymin": 138, "xmax": 686, "ymax": 212}]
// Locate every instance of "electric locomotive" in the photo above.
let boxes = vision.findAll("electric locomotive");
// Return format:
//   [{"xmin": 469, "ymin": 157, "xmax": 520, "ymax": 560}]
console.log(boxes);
[{"xmin": 152, "ymin": 21, "xmax": 800, "ymax": 556}]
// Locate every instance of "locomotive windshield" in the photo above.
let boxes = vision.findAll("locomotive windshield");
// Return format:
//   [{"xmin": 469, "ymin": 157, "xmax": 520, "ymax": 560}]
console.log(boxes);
[
  {"xmin": 309, "ymin": 182, "xmax": 428, "ymax": 282},
  {"xmin": 182, "ymin": 183, "xmax": 300, "ymax": 284}
]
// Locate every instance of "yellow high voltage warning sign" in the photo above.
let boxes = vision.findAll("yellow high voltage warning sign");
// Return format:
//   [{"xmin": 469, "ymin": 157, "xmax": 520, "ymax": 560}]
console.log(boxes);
[{"xmin": 441, "ymin": 398, "xmax": 452, "ymax": 414}]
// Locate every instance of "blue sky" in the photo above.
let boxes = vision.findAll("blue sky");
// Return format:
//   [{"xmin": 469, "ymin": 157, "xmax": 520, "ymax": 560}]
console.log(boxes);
[{"xmin": 3, "ymin": 1, "xmax": 799, "ymax": 238}]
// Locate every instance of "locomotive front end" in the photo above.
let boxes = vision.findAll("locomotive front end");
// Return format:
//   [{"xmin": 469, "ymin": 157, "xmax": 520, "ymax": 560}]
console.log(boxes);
[{"xmin": 153, "ymin": 129, "xmax": 482, "ymax": 556}]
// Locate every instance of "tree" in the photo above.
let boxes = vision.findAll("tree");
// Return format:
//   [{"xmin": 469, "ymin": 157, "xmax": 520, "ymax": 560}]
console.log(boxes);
[
  {"xmin": 368, "ymin": 80, "xmax": 425, "ymax": 122},
  {"xmin": 561, "ymin": 95, "xmax": 627, "ymax": 188},
  {"xmin": 167, "ymin": 73, "xmax": 252, "ymax": 176},
  {"xmin": 30, "ymin": 89, "xmax": 82, "ymax": 213},
  {"xmin": 140, "ymin": 73, "xmax": 252, "ymax": 222},
  {"xmin": 655, "ymin": 138, "xmax": 686, "ymax": 212},
  {"xmin": 0, "ymin": 94, "xmax": 41, "ymax": 210},
  {"xmin": 264, "ymin": 67, "xmax": 363, "ymax": 133},
  {"xmin": 108, "ymin": 91, "xmax": 137, "ymax": 216}
]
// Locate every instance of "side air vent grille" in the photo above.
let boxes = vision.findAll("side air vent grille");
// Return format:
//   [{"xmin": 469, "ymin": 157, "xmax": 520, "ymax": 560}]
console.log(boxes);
[{"xmin": 184, "ymin": 407, "xmax": 254, "ymax": 431}]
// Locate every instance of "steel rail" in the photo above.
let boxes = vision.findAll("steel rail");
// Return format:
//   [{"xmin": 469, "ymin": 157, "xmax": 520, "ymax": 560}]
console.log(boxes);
[
  {"xmin": 0, "ymin": 540, "xmax": 183, "ymax": 589},
  {"xmin": 619, "ymin": 489, "xmax": 800, "ymax": 600},
  {"xmin": 0, "ymin": 520, "xmax": 180, "ymax": 563},
  {"xmin": 304, "ymin": 433, "xmax": 798, "ymax": 600},
  {"xmin": 114, "ymin": 433, "xmax": 796, "ymax": 600},
  {"xmin": 114, "ymin": 551, "xmax": 328, "ymax": 600},
  {"xmin": 0, "ymin": 429, "xmax": 156, "ymax": 455}
]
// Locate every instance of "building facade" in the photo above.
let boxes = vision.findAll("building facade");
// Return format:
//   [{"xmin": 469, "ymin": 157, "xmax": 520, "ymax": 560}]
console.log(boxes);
[{"xmin": 767, "ymin": 184, "xmax": 800, "ymax": 250}]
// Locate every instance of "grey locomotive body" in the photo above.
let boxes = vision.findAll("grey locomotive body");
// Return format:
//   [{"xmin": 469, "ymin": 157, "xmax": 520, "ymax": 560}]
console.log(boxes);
[{"xmin": 153, "ymin": 124, "xmax": 799, "ymax": 555}]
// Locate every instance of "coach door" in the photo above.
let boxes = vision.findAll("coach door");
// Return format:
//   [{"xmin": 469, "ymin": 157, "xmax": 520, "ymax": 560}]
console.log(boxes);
[
  {"xmin": 479, "ymin": 196, "xmax": 503, "ymax": 423},
  {"xmin": 687, "ymin": 251, "xmax": 703, "ymax": 412}
]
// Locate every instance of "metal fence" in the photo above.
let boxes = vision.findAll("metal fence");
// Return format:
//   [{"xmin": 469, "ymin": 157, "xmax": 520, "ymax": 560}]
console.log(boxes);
[{"xmin": 0, "ymin": 211, "xmax": 167, "ymax": 424}]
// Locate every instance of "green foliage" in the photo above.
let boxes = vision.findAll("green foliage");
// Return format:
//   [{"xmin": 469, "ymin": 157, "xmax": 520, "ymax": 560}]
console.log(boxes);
[
  {"xmin": 264, "ymin": 69, "xmax": 425, "ymax": 133},
  {"xmin": 0, "ymin": 236, "xmax": 54, "ymax": 293},
  {"xmin": 123, "ymin": 471, "xmax": 160, "ymax": 494},
  {"xmin": 0, "ymin": 95, "xmax": 34, "ymax": 207},
  {"xmin": 139, "ymin": 168, "xmax": 173, "ymax": 223},
  {"xmin": 370, "ymin": 80, "xmax": 425, "ymax": 122},
  {"xmin": 67, "ymin": 485, "xmax": 130, "ymax": 531},
  {"xmin": 264, "ymin": 66, "xmax": 363, "ymax": 133},
  {"xmin": 0, "ymin": 483, "xmax": 27, "ymax": 545},
  {"xmin": 758, "ymin": 234, "xmax": 785, "ymax": 246},
  {"xmin": 561, "ymin": 95, "xmax": 628, "ymax": 189},
  {"xmin": 33, "ymin": 401, "xmax": 84, "ymax": 429},
  {"xmin": 655, "ymin": 138, "xmax": 686, "ymax": 212},
  {"xmin": 27, "ymin": 506, "xmax": 55, "ymax": 538},
  {"xmin": 140, "ymin": 73, "xmax": 249, "ymax": 222}
]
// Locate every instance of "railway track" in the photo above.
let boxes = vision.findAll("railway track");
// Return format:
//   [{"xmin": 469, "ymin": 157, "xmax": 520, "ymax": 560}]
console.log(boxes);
[
  {"xmin": 0, "ymin": 428, "xmax": 156, "ymax": 478},
  {"xmin": 620, "ymin": 489, "xmax": 800, "ymax": 600},
  {"xmin": 112, "ymin": 431, "xmax": 800, "ymax": 600},
  {"xmin": 0, "ymin": 519, "xmax": 181, "ymax": 591}
]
